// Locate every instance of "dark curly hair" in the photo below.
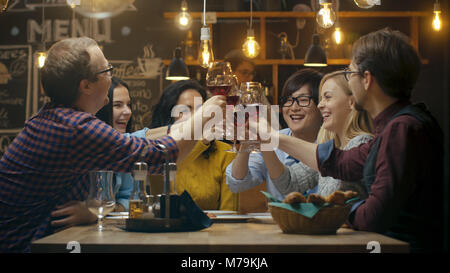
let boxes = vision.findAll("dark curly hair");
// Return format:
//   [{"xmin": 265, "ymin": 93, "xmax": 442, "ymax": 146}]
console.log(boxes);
[{"xmin": 150, "ymin": 80, "xmax": 216, "ymax": 158}]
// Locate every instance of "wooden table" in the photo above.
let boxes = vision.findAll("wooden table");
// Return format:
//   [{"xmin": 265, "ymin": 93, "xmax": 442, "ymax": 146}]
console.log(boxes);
[{"xmin": 31, "ymin": 219, "xmax": 409, "ymax": 253}]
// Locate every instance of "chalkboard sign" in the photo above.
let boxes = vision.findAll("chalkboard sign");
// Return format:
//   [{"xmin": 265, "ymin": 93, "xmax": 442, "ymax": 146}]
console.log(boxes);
[
  {"xmin": 0, "ymin": 45, "xmax": 32, "ymax": 133},
  {"xmin": 111, "ymin": 60, "xmax": 163, "ymax": 131}
]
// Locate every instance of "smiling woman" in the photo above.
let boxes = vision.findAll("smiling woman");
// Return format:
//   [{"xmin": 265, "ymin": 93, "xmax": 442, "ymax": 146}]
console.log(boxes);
[
  {"xmin": 96, "ymin": 77, "xmax": 133, "ymax": 134},
  {"xmin": 226, "ymin": 69, "xmax": 323, "ymax": 202}
]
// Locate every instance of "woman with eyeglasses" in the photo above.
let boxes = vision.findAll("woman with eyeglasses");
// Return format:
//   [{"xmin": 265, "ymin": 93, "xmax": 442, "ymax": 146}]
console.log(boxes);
[
  {"xmin": 225, "ymin": 69, "xmax": 323, "ymax": 201},
  {"xmin": 269, "ymin": 70, "xmax": 373, "ymax": 199}
]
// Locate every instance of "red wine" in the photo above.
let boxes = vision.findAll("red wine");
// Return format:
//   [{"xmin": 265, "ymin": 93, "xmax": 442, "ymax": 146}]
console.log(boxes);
[
  {"xmin": 226, "ymin": 95, "xmax": 240, "ymax": 106},
  {"xmin": 208, "ymin": 85, "xmax": 232, "ymax": 96}
]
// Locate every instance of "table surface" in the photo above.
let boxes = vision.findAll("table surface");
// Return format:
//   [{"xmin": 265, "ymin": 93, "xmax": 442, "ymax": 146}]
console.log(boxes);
[{"xmin": 31, "ymin": 217, "xmax": 409, "ymax": 253}]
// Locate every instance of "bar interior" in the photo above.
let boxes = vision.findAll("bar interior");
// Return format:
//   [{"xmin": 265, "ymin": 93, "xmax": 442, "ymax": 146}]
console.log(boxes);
[{"xmin": 0, "ymin": 0, "xmax": 449, "ymax": 260}]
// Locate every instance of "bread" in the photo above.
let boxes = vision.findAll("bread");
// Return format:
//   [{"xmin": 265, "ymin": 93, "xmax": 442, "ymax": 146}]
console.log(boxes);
[
  {"xmin": 282, "ymin": 190, "xmax": 358, "ymax": 206},
  {"xmin": 283, "ymin": 192, "xmax": 306, "ymax": 204},
  {"xmin": 306, "ymin": 193, "xmax": 327, "ymax": 206}
]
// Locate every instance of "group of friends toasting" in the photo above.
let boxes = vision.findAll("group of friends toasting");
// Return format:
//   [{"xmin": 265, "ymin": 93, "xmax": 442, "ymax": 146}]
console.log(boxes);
[{"xmin": 0, "ymin": 27, "xmax": 444, "ymax": 253}]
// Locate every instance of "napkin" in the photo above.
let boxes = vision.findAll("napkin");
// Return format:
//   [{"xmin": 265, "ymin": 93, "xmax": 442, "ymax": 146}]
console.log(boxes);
[
  {"xmin": 261, "ymin": 191, "xmax": 359, "ymax": 219},
  {"xmin": 178, "ymin": 190, "xmax": 213, "ymax": 230}
]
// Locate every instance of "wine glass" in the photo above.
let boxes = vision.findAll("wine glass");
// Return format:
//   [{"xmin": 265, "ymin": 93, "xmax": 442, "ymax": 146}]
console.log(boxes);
[
  {"xmin": 206, "ymin": 61, "xmax": 234, "ymax": 97},
  {"xmin": 206, "ymin": 62, "xmax": 237, "ymax": 151},
  {"xmin": 237, "ymin": 82, "xmax": 264, "ymax": 153},
  {"xmin": 224, "ymin": 75, "xmax": 241, "ymax": 153},
  {"xmin": 86, "ymin": 170, "xmax": 115, "ymax": 231}
]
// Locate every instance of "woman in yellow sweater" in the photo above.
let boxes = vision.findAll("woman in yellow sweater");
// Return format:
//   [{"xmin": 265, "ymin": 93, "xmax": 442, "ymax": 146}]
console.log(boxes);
[{"xmin": 150, "ymin": 80, "xmax": 237, "ymax": 210}]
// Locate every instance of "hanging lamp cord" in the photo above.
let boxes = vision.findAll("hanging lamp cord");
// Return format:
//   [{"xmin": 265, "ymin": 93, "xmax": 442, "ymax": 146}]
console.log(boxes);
[
  {"xmin": 41, "ymin": 0, "xmax": 46, "ymax": 50},
  {"xmin": 203, "ymin": 0, "xmax": 206, "ymax": 26},
  {"xmin": 250, "ymin": 0, "xmax": 253, "ymax": 30}
]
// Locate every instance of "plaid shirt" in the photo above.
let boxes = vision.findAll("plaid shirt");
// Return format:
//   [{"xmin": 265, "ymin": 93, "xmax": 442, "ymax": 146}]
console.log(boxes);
[{"xmin": 0, "ymin": 104, "xmax": 178, "ymax": 252}]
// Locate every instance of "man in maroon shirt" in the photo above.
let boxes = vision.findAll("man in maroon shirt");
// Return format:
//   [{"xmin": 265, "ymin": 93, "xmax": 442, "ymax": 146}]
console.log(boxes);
[{"xmin": 272, "ymin": 28, "xmax": 444, "ymax": 252}]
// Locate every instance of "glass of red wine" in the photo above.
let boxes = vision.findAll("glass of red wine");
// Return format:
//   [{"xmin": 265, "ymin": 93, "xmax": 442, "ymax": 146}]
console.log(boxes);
[
  {"xmin": 206, "ymin": 61, "xmax": 234, "ymax": 97},
  {"xmin": 206, "ymin": 62, "xmax": 238, "ymax": 152}
]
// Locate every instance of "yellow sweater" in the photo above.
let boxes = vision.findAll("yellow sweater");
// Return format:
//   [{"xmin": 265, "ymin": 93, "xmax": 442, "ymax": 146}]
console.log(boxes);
[{"xmin": 176, "ymin": 140, "xmax": 238, "ymax": 210}]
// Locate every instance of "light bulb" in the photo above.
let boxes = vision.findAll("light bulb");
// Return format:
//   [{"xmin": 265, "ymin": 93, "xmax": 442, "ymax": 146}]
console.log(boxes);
[
  {"xmin": 316, "ymin": 2, "xmax": 336, "ymax": 29},
  {"xmin": 242, "ymin": 29, "xmax": 260, "ymax": 59},
  {"xmin": 433, "ymin": 2, "xmax": 441, "ymax": 31},
  {"xmin": 175, "ymin": 0, "xmax": 192, "ymax": 30},
  {"xmin": 198, "ymin": 27, "xmax": 214, "ymax": 68},
  {"xmin": 333, "ymin": 27, "xmax": 343, "ymax": 44},
  {"xmin": 36, "ymin": 51, "xmax": 47, "ymax": 68},
  {"xmin": 175, "ymin": 11, "xmax": 192, "ymax": 30}
]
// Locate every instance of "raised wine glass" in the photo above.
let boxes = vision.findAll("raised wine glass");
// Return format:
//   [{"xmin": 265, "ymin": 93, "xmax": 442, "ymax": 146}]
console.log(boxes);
[
  {"xmin": 224, "ymin": 75, "xmax": 241, "ymax": 152},
  {"xmin": 206, "ymin": 62, "xmax": 237, "ymax": 151},
  {"xmin": 86, "ymin": 170, "xmax": 116, "ymax": 231},
  {"xmin": 237, "ymin": 82, "xmax": 264, "ymax": 153}
]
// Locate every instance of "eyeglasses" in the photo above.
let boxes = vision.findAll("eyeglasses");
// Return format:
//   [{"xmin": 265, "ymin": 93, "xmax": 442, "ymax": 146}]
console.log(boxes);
[
  {"xmin": 343, "ymin": 67, "xmax": 360, "ymax": 81},
  {"xmin": 282, "ymin": 95, "xmax": 313, "ymax": 108},
  {"xmin": 96, "ymin": 64, "xmax": 114, "ymax": 76}
]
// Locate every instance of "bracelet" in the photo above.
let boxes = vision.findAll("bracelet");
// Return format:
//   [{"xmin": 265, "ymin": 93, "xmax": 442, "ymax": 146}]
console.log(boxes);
[{"xmin": 167, "ymin": 124, "xmax": 171, "ymax": 134}]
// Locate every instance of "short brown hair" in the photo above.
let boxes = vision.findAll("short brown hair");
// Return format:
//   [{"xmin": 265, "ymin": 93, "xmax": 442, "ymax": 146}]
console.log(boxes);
[
  {"xmin": 352, "ymin": 28, "xmax": 421, "ymax": 99},
  {"xmin": 41, "ymin": 37, "xmax": 98, "ymax": 106}
]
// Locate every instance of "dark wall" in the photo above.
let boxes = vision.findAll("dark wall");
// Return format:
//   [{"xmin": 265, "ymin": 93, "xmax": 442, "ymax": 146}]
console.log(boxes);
[{"xmin": 0, "ymin": 0, "xmax": 448, "ymax": 140}]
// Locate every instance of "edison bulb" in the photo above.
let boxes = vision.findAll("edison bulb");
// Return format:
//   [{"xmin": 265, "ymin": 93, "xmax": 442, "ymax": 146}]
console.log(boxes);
[
  {"xmin": 175, "ymin": 11, "xmax": 192, "ymax": 30},
  {"xmin": 433, "ymin": 2, "xmax": 442, "ymax": 32},
  {"xmin": 433, "ymin": 12, "xmax": 441, "ymax": 31},
  {"xmin": 316, "ymin": 3, "xmax": 336, "ymax": 29},
  {"xmin": 242, "ymin": 29, "xmax": 260, "ymax": 58},
  {"xmin": 36, "ymin": 52, "xmax": 47, "ymax": 68},
  {"xmin": 333, "ymin": 27, "xmax": 343, "ymax": 44},
  {"xmin": 198, "ymin": 27, "xmax": 214, "ymax": 68}
]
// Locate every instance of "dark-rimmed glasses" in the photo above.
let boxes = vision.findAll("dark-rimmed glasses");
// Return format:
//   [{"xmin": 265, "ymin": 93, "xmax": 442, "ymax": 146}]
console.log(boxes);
[
  {"xmin": 343, "ymin": 67, "xmax": 360, "ymax": 81},
  {"xmin": 96, "ymin": 64, "xmax": 114, "ymax": 76},
  {"xmin": 282, "ymin": 95, "xmax": 313, "ymax": 108}
]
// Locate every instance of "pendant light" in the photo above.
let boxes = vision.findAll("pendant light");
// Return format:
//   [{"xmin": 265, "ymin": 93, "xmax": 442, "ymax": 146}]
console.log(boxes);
[
  {"xmin": 35, "ymin": 0, "xmax": 47, "ymax": 69},
  {"xmin": 242, "ymin": 0, "xmax": 260, "ymax": 58},
  {"xmin": 0, "ymin": 0, "xmax": 10, "ymax": 13},
  {"xmin": 198, "ymin": 0, "xmax": 214, "ymax": 68},
  {"xmin": 433, "ymin": 0, "xmax": 442, "ymax": 31},
  {"xmin": 166, "ymin": 47, "xmax": 190, "ymax": 81},
  {"xmin": 333, "ymin": 22, "xmax": 343, "ymax": 45},
  {"xmin": 304, "ymin": 34, "xmax": 327, "ymax": 67},
  {"xmin": 316, "ymin": 0, "xmax": 336, "ymax": 29},
  {"xmin": 175, "ymin": 0, "xmax": 192, "ymax": 31}
]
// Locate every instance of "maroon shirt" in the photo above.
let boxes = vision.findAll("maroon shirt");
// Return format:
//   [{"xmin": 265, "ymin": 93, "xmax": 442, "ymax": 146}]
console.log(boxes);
[{"xmin": 317, "ymin": 100, "xmax": 443, "ymax": 251}]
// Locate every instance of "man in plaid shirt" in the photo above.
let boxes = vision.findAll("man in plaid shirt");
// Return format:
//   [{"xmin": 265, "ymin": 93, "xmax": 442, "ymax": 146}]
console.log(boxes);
[{"xmin": 0, "ymin": 37, "xmax": 225, "ymax": 252}]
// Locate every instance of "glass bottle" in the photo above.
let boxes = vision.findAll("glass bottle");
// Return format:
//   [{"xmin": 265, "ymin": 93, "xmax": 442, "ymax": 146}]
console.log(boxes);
[{"xmin": 129, "ymin": 161, "xmax": 148, "ymax": 219}]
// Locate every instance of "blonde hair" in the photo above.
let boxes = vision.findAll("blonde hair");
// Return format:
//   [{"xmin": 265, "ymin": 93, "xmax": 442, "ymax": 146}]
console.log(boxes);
[{"xmin": 316, "ymin": 71, "xmax": 373, "ymax": 148}]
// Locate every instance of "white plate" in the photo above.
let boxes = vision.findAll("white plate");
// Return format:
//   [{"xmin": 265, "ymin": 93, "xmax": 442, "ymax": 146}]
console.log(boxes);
[
  {"xmin": 108, "ymin": 212, "xmax": 129, "ymax": 216},
  {"xmin": 210, "ymin": 214, "xmax": 252, "ymax": 223},
  {"xmin": 203, "ymin": 210, "xmax": 238, "ymax": 215},
  {"xmin": 106, "ymin": 212, "xmax": 129, "ymax": 219}
]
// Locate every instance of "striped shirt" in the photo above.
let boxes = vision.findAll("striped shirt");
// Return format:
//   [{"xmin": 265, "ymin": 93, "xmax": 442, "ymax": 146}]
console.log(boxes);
[{"xmin": 0, "ymin": 104, "xmax": 178, "ymax": 252}]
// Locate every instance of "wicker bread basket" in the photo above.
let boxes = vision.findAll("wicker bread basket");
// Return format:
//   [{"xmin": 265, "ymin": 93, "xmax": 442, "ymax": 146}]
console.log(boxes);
[{"xmin": 269, "ymin": 203, "xmax": 352, "ymax": 235}]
